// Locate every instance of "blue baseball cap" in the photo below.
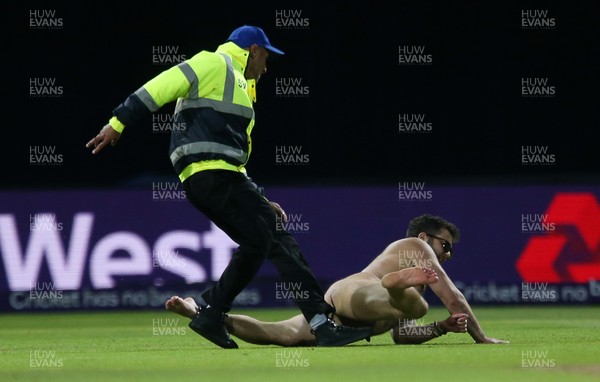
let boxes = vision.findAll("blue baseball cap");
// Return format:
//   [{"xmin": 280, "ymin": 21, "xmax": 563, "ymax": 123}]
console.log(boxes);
[{"xmin": 227, "ymin": 25, "xmax": 285, "ymax": 55}]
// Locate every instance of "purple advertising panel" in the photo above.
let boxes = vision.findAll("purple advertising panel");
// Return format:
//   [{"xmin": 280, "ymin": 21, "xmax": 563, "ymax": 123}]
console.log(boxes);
[{"xmin": 1, "ymin": 185, "xmax": 599, "ymax": 312}]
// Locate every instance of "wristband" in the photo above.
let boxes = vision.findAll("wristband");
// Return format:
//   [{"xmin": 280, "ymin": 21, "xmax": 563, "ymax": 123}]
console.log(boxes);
[{"xmin": 432, "ymin": 321, "xmax": 447, "ymax": 337}]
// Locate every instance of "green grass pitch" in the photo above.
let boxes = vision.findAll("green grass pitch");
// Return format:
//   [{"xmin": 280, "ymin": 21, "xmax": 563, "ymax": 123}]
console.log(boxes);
[{"xmin": 1, "ymin": 306, "xmax": 599, "ymax": 381}]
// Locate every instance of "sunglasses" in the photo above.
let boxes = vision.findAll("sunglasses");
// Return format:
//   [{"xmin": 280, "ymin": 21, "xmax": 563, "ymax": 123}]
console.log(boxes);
[{"xmin": 426, "ymin": 233, "xmax": 453, "ymax": 256}]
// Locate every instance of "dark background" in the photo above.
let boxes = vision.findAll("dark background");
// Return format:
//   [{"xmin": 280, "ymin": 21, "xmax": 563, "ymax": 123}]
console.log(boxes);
[{"xmin": 7, "ymin": 0, "xmax": 599, "ymax": 190}]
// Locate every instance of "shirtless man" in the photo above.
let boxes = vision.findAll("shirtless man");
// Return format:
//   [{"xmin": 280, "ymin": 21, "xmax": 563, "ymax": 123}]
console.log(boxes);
[{"xmin": 166, "ymin": 214, "xmax": 508, "ymax": 346}]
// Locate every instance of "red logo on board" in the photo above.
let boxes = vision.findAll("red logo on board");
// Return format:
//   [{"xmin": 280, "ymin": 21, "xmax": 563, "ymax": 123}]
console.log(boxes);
[{"xmin": 516, "ymin": 192, "xmax": 600, "ymax": 283}]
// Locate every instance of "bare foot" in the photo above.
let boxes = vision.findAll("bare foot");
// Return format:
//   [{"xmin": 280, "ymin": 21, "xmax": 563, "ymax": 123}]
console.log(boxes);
[
  {"xmin": 165, "ymin": 296, "xmax": 199, "ymax": 319},
  {"xmin": 381, "ymin": 267, "xmax": 438, "ymax": 289}
]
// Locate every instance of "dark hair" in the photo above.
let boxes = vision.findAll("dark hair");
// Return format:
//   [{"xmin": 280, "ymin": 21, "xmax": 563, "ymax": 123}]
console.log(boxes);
[{"xmin": 406, "ymin": 214, "xmax": 460, "ymax": 242}]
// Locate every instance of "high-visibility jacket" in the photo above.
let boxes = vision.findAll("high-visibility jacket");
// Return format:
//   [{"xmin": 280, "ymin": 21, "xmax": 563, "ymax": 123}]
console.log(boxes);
[{"xmin": 109, "ymin": 42, "xmax": 257, "ymax": 182}]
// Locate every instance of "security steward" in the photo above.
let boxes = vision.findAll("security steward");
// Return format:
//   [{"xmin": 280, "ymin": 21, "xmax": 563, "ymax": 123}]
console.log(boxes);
[{"xmin": 86, "ymin": 25, "xmax": 372, "ymax": 349}]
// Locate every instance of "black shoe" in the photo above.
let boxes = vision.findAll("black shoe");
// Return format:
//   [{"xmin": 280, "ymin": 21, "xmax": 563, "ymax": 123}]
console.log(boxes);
[
  {"xmin": 312, "ymin": 319, "xmax": 373, "ymax": 347},
  {"xmin": 189, "ymin": 307, "xmax": 238, "ymax": 349}
]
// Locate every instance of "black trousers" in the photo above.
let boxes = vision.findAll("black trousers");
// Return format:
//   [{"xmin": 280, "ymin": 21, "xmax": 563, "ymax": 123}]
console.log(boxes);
[{"xmin": 183, "ymin": 170, "xmax": 334, "ymax": 322}]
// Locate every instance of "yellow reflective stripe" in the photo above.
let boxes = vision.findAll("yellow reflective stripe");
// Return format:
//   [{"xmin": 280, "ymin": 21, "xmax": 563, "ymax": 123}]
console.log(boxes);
[
  {"xmin": 218, "ymin": 53, "xmax": 235, "ymax": 102},
  {"xmin": 174, "ymin": 53, "xmax": 253, "ymax": 118},
  {"xmin": 134, "ymin": 87, "xmax": 159, "ymax": 112},
  {"xmin": 176, "ymin": 62, "xmax": 198, "ymax": 98},
  {"xmin": 142, "ymin": 65, "xmax": 191, "ymax": 109},
  {"xmin": 108, "ymin": 116, "xmax": 125, "ymax": 133},
  {"xmin": 215, "ymin": 42, "xmax": 249, "ymax": 75},
  {"xmin": 174, "ymin": 98, "xmax": 254, "ymax": 119},
  {"xmin": 178, "ymin": 160, "xmax": 246, "ymax": 182},
  {"xmin": 170, "ymin": 141, "xmax": 248, "ymax": 165}
]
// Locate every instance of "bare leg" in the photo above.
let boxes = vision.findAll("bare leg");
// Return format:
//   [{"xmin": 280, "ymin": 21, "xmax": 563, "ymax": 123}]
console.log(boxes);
[
  {"xmin": 165, "ymin": 296, "xmax": 314, "ymax": 346},
  {"xmin": 226, "ymin": 314, "xmax": 315, "ymax": 347}
]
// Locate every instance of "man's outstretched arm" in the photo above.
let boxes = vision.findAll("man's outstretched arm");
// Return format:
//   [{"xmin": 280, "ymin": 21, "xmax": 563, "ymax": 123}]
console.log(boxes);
[
  {"xmin": 428, "ymin": 264, "xmax": 509, "ymax": 344},
  {"xmin": 391, "ymin": 313, "xmax": 468, "ymax": 345},
  {"xmin": 86, "ymin": 62, "xmax": 193, "ymax": 155}
]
